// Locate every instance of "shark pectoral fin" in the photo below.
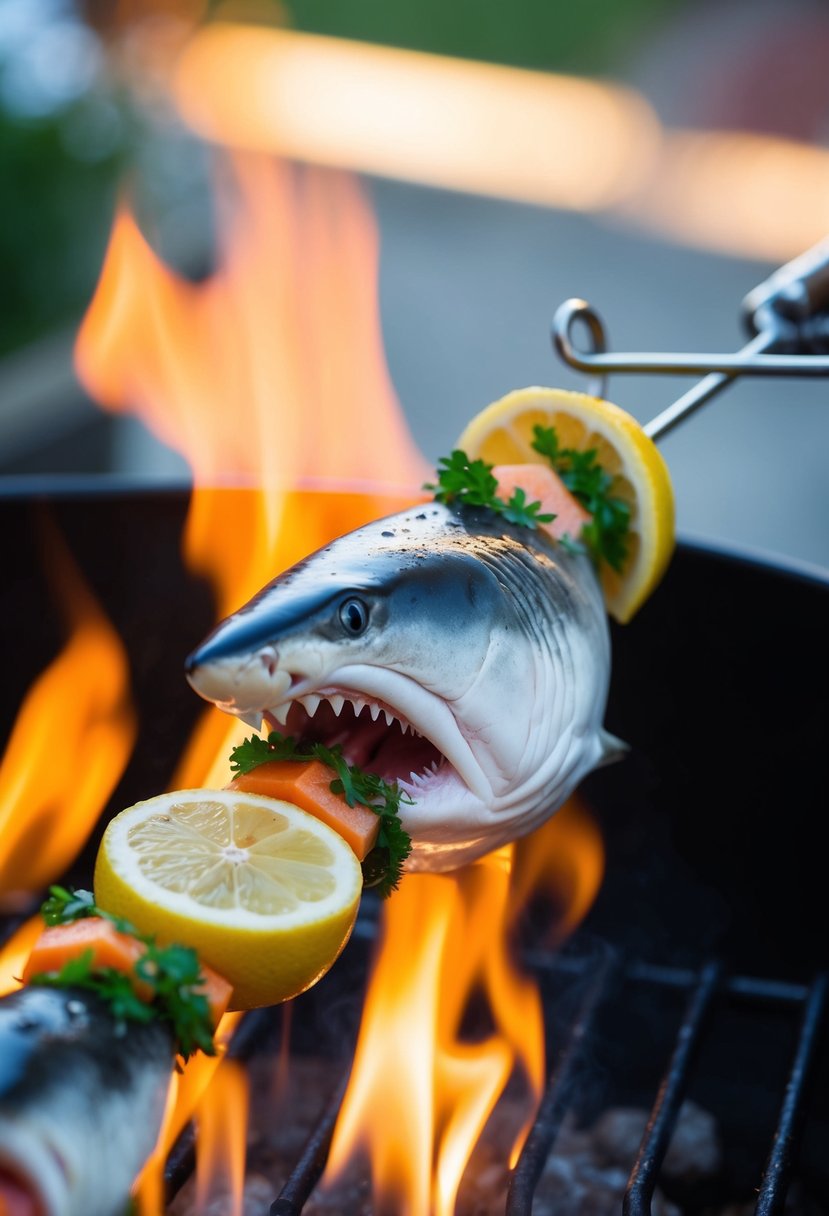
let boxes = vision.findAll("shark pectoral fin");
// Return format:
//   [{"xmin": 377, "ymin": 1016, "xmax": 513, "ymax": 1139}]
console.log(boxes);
[{"xmin": 596, "ymin": 728, "xmax": 630, "ymax": 769}]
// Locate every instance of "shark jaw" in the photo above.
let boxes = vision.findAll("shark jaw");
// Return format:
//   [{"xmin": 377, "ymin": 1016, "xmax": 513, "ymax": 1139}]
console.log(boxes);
[{"xmin": 189, "ymin": 660, "xmax": 493, "ymax": 827}]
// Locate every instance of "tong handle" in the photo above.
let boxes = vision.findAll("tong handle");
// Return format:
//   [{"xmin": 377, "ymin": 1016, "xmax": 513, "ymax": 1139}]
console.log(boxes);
[
  {"xmin": 743, "ymin": 236, "xmax": 829, "ymax": 334},
  {"xmin": 551, "ymin": 236, "xmax": 829, "ymax": 441}
]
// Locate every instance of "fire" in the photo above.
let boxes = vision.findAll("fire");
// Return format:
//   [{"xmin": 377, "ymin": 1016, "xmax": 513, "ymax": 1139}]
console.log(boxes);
[
  {"xmin": 75, "ymin": 156, "xmax": 426, "ymax": 492},
  {"xmin": 0, "ymin": 918, "xmax": 43, "ymax": 997},
  {"xmin": 134, "ymin": 1011, "xmax": 244, "ymax": 1216},
  {"xmin": 325, "ymin": 802, "xmax": 603, "ymax": 1212},
  {"xmin": 74, "ymin": 145, "xmax": 429, "ymax": 1212},
  {"xmin": 0, "ymin": 519, "xmax": 136, "ymax": 909},
  {"xmin": 74, "ymin": 153, "xmax": 429, "ymax": 790},
  {"xmin": 326, "ymin": 855, "xmax": 531, "ymax": 1214},
  {"xmin": 509, "ymin": 794, "xmax": 605, "ymax": 945},
  {"xmin": 72, "ymin": 34, "xmax": 607, "ymax": 1206},
  {"xmin": 194, "ymin": 1059, "xmax": 249, "ymax": 1216}
]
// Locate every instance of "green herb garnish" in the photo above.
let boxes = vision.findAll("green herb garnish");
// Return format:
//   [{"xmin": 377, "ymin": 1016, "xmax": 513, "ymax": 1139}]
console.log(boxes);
[
  {"xmin": 229, "ymin": 732, "xmax": 413, "ymax": 898},
  {"xmin": 32, "ymin": 886, "xmax": 216, "ymax": 1060},
  {"xmin": 41, "ymin": 884, "xmax": 98, "ymax": 925},
  {"xmin": 424, "ymin": 426, "xmax": 630, "ymax": 572},
  {"xmin": 531, "ymin": 424, "xmax": 631, "ymax": 571},
  {"xmin": 424, "ymin": 450, "xmax": 555, "ymax": 530},
  {"xmin": 32, "ymin": 950, "xmax": 155, "ymax": 1026},
  {"xmin": 134, "ymin": 942, "xmax": 217, "ymax": 1059}
]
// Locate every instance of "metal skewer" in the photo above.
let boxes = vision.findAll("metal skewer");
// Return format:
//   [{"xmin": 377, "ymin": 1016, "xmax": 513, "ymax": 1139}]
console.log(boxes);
[{"xmin": 551, "ymin": 236, "xmax": 829, "ymax": 441}]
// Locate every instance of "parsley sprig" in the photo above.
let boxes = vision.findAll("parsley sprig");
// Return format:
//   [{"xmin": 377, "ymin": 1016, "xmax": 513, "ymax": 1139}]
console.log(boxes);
[
  {"xmin": 32, "ymin": 886, "xmax": 217, "ymax": 1060},
  {"xmin": 424, "ymin": 450, "xmax": 555, "ymax": 530},
  {"xmin": 229, "ymin": 733, "xmax": 413, "ymax": 898},
  {"xmin": 424, "ymin": 435, "xmax": 630, "ymax": 572},
  {"xmin": 531, "ymin": 425, "xmax": 630, "ymax": 572}
]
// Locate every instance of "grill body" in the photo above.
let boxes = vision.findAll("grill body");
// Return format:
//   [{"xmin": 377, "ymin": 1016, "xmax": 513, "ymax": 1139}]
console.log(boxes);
[{"xmin": 1, "ymin": 485, "xmax": 827, "ymax": 1213}]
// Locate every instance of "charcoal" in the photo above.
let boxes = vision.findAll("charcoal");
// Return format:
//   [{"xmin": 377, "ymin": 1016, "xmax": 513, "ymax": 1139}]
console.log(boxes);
[{"xmin": 591, "ymin": 1100, "xmax": 721, "ymax": 1180}]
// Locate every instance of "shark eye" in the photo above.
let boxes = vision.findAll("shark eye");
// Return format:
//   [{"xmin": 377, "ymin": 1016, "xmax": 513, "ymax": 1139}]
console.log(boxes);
[{"xmin": 338, "ymin": 597, "xmax": 370, "ymax": 636}]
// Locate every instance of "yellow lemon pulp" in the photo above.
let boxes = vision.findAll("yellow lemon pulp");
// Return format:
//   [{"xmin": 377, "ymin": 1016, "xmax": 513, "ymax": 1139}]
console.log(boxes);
[
  {"xmin": 456, "ymin": 386, "xmax": 675, "ymax": 623},
  {"xmin": 94, "ymin": 789, "xmax": 363, "ymax": 1010}
]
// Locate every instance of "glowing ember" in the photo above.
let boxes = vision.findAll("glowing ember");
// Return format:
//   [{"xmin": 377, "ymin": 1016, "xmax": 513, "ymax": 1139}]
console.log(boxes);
[{"xmin": 0, "ymin": 521, "xmax": 136, "ymax": 909}]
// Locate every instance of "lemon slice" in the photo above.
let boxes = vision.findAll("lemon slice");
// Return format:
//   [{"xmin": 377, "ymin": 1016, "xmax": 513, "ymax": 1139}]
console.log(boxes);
[
  {"xmin": 456, "ymin": 386, "xmax": 675, "ymax": 623},
  {"xmin": 94, "ymin": 789, "xmax": 363, "ymax": 1010}
]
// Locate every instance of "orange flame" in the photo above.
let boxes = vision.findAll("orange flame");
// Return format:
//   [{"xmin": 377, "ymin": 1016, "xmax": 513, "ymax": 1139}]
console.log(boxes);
[
  {"xmin": 74, "ymin": 148, "xmax": 432, "ymax": 1204},
  {"xmin": 74, "ymin": 153, "xmax": 429, "ymax": 790},
  {"xmin": 172, "ymin": 483, "xmax": 425, "ymax": 793},
  {"xmin": 325, "ymin": 859, "xmax": 526, "ymax": 1213},
  {"xmin": 75, "ymin": 156, "xmax": 426, "ymax": 492},
  {"xmin": 509, "ymin": 794, "xmax": 606, "ymax": 944},
  {"xmin": 326, "ymin": 801, "xmax": 604, "ymax": 1211},
  {"xmin": 0, "ymin": 520, "xmax": 136, "ymax": 907},
  {"xmin": 194, "ymin": 1059, "xmax": 249, "ymax": 1216},
  {"xmin": 134, "ymin": 1011, "xmax": 243, "ymax": 1216},
  {"xmin": 0, "ymin": 917, "xmax": 43, "ymax": 997}
]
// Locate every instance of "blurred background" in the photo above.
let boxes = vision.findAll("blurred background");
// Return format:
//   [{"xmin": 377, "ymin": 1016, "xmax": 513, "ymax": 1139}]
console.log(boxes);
[{"xmin": 2, "ymin": 0, "xmax": 828, "ymax": 572}]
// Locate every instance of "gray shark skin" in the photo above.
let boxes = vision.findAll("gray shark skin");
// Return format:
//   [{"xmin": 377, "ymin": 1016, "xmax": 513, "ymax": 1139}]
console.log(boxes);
[
  {"xmin": 0, "ymin": 984, "xmax": 173, "ymax": 1216},
  {"xmin": 186, "ymin": 501, "xmax": 622, "ymax": 871}
]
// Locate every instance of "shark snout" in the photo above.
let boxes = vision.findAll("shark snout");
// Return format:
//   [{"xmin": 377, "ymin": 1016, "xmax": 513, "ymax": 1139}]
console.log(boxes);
[{"xmin": 185, "ymin": 644, "xmax": 292, "ymax": 713}]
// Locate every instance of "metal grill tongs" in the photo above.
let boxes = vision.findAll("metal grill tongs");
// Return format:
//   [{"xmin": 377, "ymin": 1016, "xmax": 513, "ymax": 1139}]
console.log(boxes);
[{"xmin": 551, "ymin": 236, "xmax": 829, "ymax": 441}]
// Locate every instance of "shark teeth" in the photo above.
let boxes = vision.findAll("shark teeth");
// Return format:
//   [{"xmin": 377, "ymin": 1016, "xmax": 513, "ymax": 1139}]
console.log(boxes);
[
  {"xmin": 405, "ymin": 760, "xmax": 442, "ymax": 789},
  {"xmin": 266, "ymin": 690, "xmax": 422, "ymax": 739}
]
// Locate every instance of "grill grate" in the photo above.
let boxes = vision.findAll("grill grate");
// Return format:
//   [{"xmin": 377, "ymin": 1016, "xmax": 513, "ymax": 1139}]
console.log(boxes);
[
  {"xmin": 154, "ymin": 924, "xmax": 826, "ymax": 1216},
  {"xmin": 267, "ymin": 1073, "xmax": 350, "ymax": 1216},
  {"xmin": 505, "ymin": 950, "xmax": 623, "ymax": 1214},
  {"xmin": 3, "ymin": 906, "xmax": 826, "ymax": 1215},
  {"xmin": 516, "ymin": 954, "xmax": 828, "ymax": 1216},
  {"xmin": 755, "ymin": 973, "xmax": 828, "ymax": 1216}
]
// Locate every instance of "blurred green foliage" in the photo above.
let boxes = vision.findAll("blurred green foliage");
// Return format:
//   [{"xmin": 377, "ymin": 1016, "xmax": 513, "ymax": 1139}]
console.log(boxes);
[{"xmin": 0, "ymin": 108, "xmax": 124, "ymax": 356}]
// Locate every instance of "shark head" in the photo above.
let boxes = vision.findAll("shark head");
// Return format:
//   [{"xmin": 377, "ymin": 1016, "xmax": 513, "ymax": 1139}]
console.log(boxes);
[{"xmin": 186, "ymin": 504, "xmax": 620, "ymax": 870}]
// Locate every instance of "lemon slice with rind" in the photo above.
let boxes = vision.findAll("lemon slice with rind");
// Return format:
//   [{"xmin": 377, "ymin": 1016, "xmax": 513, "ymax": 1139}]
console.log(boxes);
[
  {"xmin": 456, "ymin": 386, "xmax": 675, "ymax": 623},
  {"xmin": 94, "ymin": 789, "xmax": 363, "ymax": 1010}
]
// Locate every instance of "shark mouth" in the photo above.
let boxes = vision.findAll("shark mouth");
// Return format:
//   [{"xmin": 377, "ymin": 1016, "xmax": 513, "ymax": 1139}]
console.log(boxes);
[
  {"xmin": 246, "ymin": 667, "xmax": 491, "ymax": 808},
  {"xmin": 264, "ymin": 694, "xmax": 443, "ymax": 795}
]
